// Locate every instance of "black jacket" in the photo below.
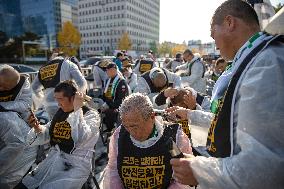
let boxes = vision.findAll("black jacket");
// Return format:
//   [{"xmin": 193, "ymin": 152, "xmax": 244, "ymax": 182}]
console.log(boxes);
[{"xmin": 103, "ymin": 77, "xmax": 129, "ymax": 109}]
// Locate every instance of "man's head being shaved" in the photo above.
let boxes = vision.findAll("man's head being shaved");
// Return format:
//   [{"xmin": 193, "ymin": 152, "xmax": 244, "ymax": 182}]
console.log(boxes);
[
  {"xmin": 151, "ymin": 69, "xmax": 167, "ymax": 88},
  {"xmin": 0, "ymin": 65, "xmax": 20, "ymax": 91}
]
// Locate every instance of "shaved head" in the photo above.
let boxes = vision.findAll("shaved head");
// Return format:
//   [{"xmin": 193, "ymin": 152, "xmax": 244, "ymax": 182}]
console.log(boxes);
[
  {"xmin": 0, "ymin": 65, "xmax": 20, "ymax": 91},
  {"xmin": 152, "ymin": 72, "xmax": 167, "ymax": 88}
]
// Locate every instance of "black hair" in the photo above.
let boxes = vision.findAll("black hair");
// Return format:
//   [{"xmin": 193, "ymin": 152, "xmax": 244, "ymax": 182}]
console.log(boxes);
[
  {"xmin": 212, "ymin": 0, "xmax": 259, "ymax": 26},
  {"xmin": 54, "ymin": 80, "xmax": 78, "ymax": 99},
  {"xmin": 216, "ymin": 58, "xmax": 226, "ymax": 66},
  {"xmin": 175, "ymin": 53, "xmax": 182, "ymax": 59},
  {"xmin": 183, "ymin": 49, "xmax": 193, "ymax": 56},
  {"xmin": 116, "ymin": 52, "xmax": 123, "ymax": 57}
]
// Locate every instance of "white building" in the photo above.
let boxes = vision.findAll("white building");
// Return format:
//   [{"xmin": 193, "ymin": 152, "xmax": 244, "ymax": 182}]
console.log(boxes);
[
  {"xmin": 188, "ymin": 40, "xmax": 202, "ymax": 52},
  {"xmin": 188, "ymin": 40, "xmax": 220, "ymax": 56},
  {"xmin": 78, "ymin": 0, "xmax": 160, "ymax": 58}
]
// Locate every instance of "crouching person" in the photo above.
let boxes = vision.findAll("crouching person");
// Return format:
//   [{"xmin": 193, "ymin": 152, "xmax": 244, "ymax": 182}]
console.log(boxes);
[
  {"xmin": 103, "ymin": 93, "xmax": 192, "ymax": 189},
  {"xmin": 16, "ymin": 80, "xmax": 100, "ymax": 189}
]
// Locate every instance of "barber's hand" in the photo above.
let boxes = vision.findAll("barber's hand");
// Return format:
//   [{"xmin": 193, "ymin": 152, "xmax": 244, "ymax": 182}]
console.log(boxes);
[
  {"xmin": 170, "ymin": 155, "xmax": 198, "ymax": 186},
  {"xmin": 28, "ymin": 111, "xmax": 41, "ymax": 133},
  {"xmin": 164, "ymin": 88, "xmax": 178, "ymax": 98},
  {"xmin": 165, "ymin": 106, "xmax": 189, "ymax": 120},
  {"xmin": 73, "ymin": 92, "xmax": 85, "ymax": 111},
  {"xmin": 183, "ymin": 92, "xmax": 197, "ymax": 110}
]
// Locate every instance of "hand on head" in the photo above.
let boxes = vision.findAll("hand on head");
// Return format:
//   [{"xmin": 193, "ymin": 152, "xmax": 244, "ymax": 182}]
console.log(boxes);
[
  {"xmin": 165, "ymin": 106, "xmax": 189, "ymax": 120},
  {"xmin": 183, "ymin": 92, "xmax": 197, "ymax": 110},
  {"xmin": 73, "ymin": 92, "xmax": 85, "ymax": 111},
  {"xmin": 164, "ymin": 88, "xmax": 179, "ymax": 98}
]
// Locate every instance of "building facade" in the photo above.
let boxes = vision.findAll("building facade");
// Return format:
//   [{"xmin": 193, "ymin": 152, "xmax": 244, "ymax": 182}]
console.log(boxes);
[
  {"xmin": 78, "ymin": 0, "xmax": 160, "ymax": 57},
  {"xmin": 188, "ymin": 40, "xmax": 220, "ymax": 56},
  {"xmin": 0, "ymin": 0, "xmax": 23, "ymax": 38},
  {"xmin": 0, "ymin": 0, "xmax": 78, "ymax": 49}
]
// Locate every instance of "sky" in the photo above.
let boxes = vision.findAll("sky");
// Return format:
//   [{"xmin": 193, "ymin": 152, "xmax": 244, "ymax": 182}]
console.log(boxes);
[{"xmin": 159, "ymin": 0, "xmax": 284, "ymax": 44}]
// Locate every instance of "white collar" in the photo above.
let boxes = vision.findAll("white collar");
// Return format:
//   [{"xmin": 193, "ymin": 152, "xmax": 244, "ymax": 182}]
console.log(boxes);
[{"xmin": 130, "ymin": 118, "xmax": 165, "ymax": 148}]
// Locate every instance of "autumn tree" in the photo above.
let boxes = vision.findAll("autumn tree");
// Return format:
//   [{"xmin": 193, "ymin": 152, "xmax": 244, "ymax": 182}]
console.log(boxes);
[
  {"xmin": 57, "ymin": 21, "xmax": 81, "ymax": 56},
  {"xmin": 158, "ymin": 42, "xmax": 172, "ymax": 57},
  {"xmin": 171, "ymin": 44, "xmax": 187, "ymax": 57},
  {"xmin": 117, "ymin": 32, "xmax": 132, "ymax": 50}
]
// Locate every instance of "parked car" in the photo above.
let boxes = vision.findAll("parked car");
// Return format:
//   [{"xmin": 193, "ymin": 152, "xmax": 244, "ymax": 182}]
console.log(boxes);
[
  {"xmin": 9, "ymin": 64, "xmax": 37, "ymax": 73},
  {"xmin": 80, "ymin": 56, "xmax": 115, "ymax": 68}
]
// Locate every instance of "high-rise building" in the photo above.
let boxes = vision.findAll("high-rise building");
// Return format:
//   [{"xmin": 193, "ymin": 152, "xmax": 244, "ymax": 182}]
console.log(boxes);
[
  {"xmin": 0, "ymin": 0, "xmax": 78, "ymax": 49},
  {"xmin": 78, "ymin": 0, "xmax": 160, "ymax": 57},
  {"xmin": 0, "ymin": 0, "xmax": 23, "ymax": 37}
]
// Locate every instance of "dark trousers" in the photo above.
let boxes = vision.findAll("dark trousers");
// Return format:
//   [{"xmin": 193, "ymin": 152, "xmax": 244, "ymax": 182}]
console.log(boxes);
[
  {"xmin": 103, "ymin": 109, "xmax": 119, "ymax": 132},
  {"xmin": 13, "ymin": 182, "xmax": 30, "ymax": 189}
]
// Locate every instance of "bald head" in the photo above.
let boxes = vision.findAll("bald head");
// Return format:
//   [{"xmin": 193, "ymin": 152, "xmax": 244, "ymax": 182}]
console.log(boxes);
[{"xmin": 0, "ymin": 65, "xmax": 20, "ymax": 91}]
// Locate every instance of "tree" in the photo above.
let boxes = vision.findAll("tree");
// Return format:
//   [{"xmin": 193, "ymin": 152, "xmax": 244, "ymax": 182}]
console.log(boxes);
[
  {"xmin": 149, "ymin": 41, "xmax": 158, "ymax": 55},
  {"xmin": 57, "ymin": 21, "xmax": 81, "ymax": 56},
  {"xmin": 158, "ymin": 42, "xmax": 172, "ymax": 57},
  {"xmin": 171, "ymin": 44, "xmax": 187, "ymax": 57},
  {"xmin": 0, "ymin": 32, "xmax": 41, "ymax": 59},
  {"xmin": 117, "ymin": 32, "xmax": 132, "ymax": 50}
]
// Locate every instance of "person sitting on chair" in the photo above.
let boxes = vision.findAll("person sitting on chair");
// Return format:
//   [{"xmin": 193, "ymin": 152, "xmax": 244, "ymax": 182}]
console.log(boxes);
[
  {"xmin": 101, "ymin": 62, "xmax": 130, "ymax": 132},
  {"xmin": 16, "ymin": 80, "xmax": 100, "ymax": 189},
  {"xmin": 103, "ymin": 93, "xmax": 192, "ymax": 189}
]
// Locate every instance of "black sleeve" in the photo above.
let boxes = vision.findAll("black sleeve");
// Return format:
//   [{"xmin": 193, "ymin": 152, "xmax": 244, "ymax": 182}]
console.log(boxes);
[
  {"xmin": 155, "ymin": 91, "xmax": 167, "ymax": 106},
  {"xmin": 109, "ymin": 80, "xmax": 129, "ymax": 109},
  {"xmin": 196, "ymin": 93, "xmax": 205, "ymax": 106}
]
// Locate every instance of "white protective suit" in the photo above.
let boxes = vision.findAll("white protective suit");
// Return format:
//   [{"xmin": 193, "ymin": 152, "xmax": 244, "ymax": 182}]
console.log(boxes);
[
  {"xmin": 0, "ymin": 112, "xmax": 37, "ymax": 189},
  {"xmin": 0, "ymin": 76, "xmax": 32, "ymax": 121},
  {"xmin": 188, "ymin": 37, "xmax": 284, "ymax": 188},
  {"xmin": 166, "ymin": 60, "xmax": 183, "ymax": 72},
  {"xmin": 92, "ymin": 63, "xmax": 108, "ymax": 90},
  {"xmin": 124, "ymin": 72, "xmax": 138, "ymax": 92},
  {"xmin": 134, "ymin": 68, "xmax": 182, "ymax": 102},
  {"xmin": 22, "ymin": 108, "xmax": 100, "ymax": 189},
  {"xmin": 176, "ymin": 56, "xmax": 206, "ymax": 93},
  {"xmin": 32, "ymin": 57, "xmax": 87, "ymax": 119}
]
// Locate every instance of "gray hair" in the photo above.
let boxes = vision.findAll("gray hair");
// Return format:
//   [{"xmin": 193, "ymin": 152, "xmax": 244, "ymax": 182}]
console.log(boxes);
[{"xmin": 119, "ymin": 93, "xmax": 153, "ymax": 120}]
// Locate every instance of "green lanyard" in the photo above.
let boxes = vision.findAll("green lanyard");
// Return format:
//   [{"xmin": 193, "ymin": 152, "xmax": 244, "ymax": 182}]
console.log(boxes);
[
  {"xmin": 147, "ymin": 125, "xmax": 158, "ymax": 139},
  {"xmin": 248, "ymin": 32, "xmax": 261, "ymax": 48}
]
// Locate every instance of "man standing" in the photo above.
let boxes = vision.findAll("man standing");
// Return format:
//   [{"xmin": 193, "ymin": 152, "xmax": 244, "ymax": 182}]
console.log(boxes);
[
  {"xmin": 102, "ymin": 62, "xmax": 130, "ymax": 132},
  {"xmin": 169, "ymin": 1, "xmax": 284, "ymax": 188},
  {"xmin": 176, "ymin": 50, "xmax": 206, "ymax": 93},
  {"xmin": 32, "ymin": 54, "xmax": 87, "ymax": 119},
  {"xmin": 113, "ymin": 52, "xmax": 124, "ymax": 71},
  {"xmin": 166, "ymin": 53, "xmax": 184, "ymax": 72}
]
